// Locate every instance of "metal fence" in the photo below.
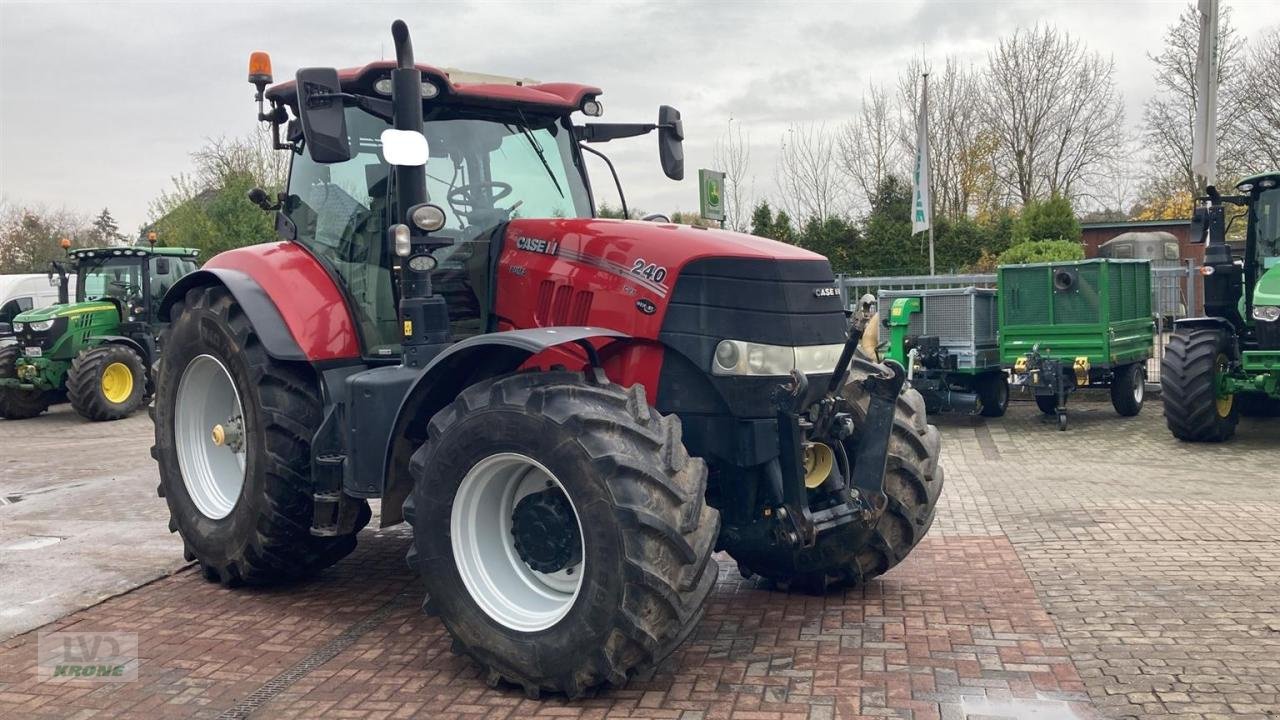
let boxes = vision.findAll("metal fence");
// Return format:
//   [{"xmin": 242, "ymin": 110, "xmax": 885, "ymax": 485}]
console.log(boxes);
[{"xmin": 836, "ymin": 263, "xmax": 1204, "ymax": 384}]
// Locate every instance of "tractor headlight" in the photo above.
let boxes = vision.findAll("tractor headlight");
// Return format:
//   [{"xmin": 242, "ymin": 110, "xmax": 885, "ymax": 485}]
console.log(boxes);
[
  {"xmin": 12, "ymin": 322, "xmax": 23, "ymax": 332},
  {"xmin": 1253, "ymin": 305, "xmax": 1280, "ymax": 322},
  {"xmin": 712, "ymin": 340, "xmax": 846, "ymax": 377},
  {"xmin": 27, "ymin": 320, "xmax": 54, "ymax": 332}
]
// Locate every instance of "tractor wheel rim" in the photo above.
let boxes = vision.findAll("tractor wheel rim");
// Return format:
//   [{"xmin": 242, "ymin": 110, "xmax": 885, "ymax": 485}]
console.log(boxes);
[
  {"xmin": 450, "ymin": 452, "xmax": 585, "ymax": 632},
  {"xmin": 175, "ymin": 354, "xmax": 246, "ymax": 520},
  {"xmin": 101, "ymin": 362, "xmax": 133, "ymax": 404},
  {"xmin": 1133, "ymin": 370, "xmax": 1144, "ymax": 404}
]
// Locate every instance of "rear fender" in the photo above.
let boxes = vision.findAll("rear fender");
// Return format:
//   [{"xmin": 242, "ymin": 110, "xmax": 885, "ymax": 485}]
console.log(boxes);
[
  {"xmin": 1172, "ymin": 316, "xmax": 1236, "ymax": 335},
  {"xmin": 158, "ymin": 242, "xmax": 360, "ymax": 362},
  {"xmin": 378, "ymin": 327, "xmax": 626, "ymax": 526}
]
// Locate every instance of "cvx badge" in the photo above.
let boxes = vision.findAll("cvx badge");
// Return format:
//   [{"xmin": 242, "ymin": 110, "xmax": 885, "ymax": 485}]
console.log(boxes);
[
  {"xmin": 813, "ymin": 287, "xmax": 839, "ymax": 298},
  {"xmin": 635, "ymin": 298, "xmax": 657, "ymax": 315}
]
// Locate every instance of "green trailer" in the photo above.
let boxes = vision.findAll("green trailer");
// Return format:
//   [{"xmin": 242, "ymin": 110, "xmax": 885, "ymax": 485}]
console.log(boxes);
[
  {"xmin": 879, "ymin": 287, "xmax": 1009, "ymax": 417},
  {"xmin": 999, "ymin": 258, "xmax": 1156, "ymax": 430}
]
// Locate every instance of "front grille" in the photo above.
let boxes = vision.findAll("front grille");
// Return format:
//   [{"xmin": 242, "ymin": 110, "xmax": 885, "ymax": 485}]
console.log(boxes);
[{"xmin": 1257, "ymin": 317, "xmax": 1280, "ymax": 350}]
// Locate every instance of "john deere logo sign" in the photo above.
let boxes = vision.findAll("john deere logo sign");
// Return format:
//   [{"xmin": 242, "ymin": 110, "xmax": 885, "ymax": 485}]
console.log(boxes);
[{"xmin": 699, "ymin": 169, "xmax": 725, "ymax": 222}]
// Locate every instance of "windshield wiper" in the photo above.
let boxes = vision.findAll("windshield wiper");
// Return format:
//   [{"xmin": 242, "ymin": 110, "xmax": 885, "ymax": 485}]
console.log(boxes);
[{"xmin": 510, "ymin": 110, "xmax": 564, "ymax": 200}]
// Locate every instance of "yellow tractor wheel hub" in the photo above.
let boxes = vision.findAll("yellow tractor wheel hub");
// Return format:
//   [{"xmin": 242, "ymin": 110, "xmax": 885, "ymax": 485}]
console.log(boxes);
[
  {"xmin": 1215, "ymin": 353, "xmax": 1234, "ymax": 418},
  {"xmin": 101, "ymin": 362, "xmax": 134, "ymax": 404}
]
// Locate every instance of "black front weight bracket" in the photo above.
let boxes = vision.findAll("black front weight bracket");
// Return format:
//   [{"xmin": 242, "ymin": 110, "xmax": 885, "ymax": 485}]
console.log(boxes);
[{"xmin": 846, "ymin": 360, "xmax": 906, "ymax": 516}]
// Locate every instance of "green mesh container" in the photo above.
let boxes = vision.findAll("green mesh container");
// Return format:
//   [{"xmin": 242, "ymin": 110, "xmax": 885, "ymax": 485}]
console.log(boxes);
[{"xmin": 998, "ymin": 259, "xmax": 1154, "ymax": 368}]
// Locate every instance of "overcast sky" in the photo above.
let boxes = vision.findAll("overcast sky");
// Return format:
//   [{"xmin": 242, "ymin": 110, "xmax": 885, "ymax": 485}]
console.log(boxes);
[{"xmin": 2, "ymin": 0, "xmax": 1279, "ymax": 234}]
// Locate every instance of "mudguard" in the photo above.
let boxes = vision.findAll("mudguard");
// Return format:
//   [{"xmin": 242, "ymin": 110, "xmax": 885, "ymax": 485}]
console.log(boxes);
[
  {"xmin": 376, "ymin": 326, "xmax": 627, "ymax": 524},
  {"xmin": 159, "ymin": 268, "xmax": 307, "ymax": 361},
  {"xmin": 1172, "ymin": 316, "xmax": 1236, "ymax": 333},
  {"xmin": 94, "ymin": 335, "xmax": 149, "ymax": 361}
]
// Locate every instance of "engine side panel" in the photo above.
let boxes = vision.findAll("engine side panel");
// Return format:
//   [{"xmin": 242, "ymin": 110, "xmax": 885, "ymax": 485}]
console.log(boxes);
[{"xmin": 203, "ymin": 242, "xmax": 360, "ymax": 361}]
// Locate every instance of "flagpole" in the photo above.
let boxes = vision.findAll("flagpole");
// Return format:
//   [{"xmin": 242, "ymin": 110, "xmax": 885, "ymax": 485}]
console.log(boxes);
[{"xmin": 923, "ymin": 72, "xmax": 935, "ymax": 275}]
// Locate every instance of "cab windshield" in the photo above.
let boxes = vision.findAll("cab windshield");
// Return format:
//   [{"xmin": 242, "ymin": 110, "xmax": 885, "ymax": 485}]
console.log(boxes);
[
  {"xmin": 78, "ymin": 257, "xmax": 144, "ymax": 307},
  {"xmin": 285, "ymin": 106, "xmax": 593, "ymax": 355}
]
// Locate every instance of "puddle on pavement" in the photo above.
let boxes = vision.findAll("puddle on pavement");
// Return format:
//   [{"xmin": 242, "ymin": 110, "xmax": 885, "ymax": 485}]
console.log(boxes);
[{"xmin": 2, "ymin": 535, "xmax": 65, "ymax": 550}]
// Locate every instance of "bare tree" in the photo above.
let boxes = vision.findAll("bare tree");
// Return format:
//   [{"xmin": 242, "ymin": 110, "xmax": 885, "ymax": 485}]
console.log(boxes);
[
  {"xmin": 1141, "ymin": 4, "xmax": 1249, "ymax": 196},
  {"xmin": 1240, "ymin": 26, "xmax": 1280, "ymax": 169},
  {"xmin": 712, "ymin": 118, "xmax": 754, "ymax": 232},
  {"xmin": 838, "ymin": 83, "xmax": 902, "ymax": 213},
  {"xmin": 776, "ymin": 123, "xmax": 849, "ymax": 222},
  {"xmin": 982, "ymin": 25, "xmax": 1126, "ymax": 205},
  {"xmin": 0, "ymin": 201, "xmax": 89, "ymax": 274}
]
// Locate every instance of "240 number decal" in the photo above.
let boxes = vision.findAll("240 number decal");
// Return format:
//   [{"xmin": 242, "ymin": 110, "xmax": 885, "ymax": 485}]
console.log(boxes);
[{"xmin": 630, "ymin": 258, "xmax": 668, "ymax": 284}]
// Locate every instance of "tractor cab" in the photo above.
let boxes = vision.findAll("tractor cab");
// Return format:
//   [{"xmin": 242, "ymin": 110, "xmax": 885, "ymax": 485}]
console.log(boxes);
[{"xmin": 258, "ymin": 59, "xmax": 682, "ymax": 356}]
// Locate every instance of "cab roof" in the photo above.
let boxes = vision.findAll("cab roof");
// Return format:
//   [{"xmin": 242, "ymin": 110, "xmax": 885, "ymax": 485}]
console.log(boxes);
[
  {"xmin": 1238, "ymin": 171, "xmax": 1280, "ymax": 189},
  {"xmin": 69, "ymin": 246, "xmax": 200, "ymax": 260},
  {"xmin": 265, "ymin": 61, "xmax": 601, "ymax": 113}
]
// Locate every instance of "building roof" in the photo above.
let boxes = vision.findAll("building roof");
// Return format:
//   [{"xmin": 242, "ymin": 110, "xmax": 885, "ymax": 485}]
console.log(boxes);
[
  {"xmin": 1080, "ymin": 218, "xmax": 1190, "ymax": 231},
  {"xmin": 266, "ymin": 62, "xmax": 600, "ymax": 113}
]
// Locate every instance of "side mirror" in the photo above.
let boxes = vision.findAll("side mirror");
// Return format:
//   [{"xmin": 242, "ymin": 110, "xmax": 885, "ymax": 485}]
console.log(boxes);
[
  {"xmin": 295, "ymin": 67, "xmax": 352, "ymax": 164},
  {"xmin": 657, "ymin": 105, "xmax": 684, "ymax": 181},
  {"xmin": 155, "ymin": 258, "xmax": 171, "ymax": 276}
]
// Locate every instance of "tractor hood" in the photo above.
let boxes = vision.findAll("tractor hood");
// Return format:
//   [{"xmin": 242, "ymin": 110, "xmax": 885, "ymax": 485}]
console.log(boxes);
[
  {"xmin": 13, "ymin": 301, "xmax": 116, "ymax": 324},
  {"xmin": 1255, "ymin": 264, "xmax": 1280, "ymax": 307}
]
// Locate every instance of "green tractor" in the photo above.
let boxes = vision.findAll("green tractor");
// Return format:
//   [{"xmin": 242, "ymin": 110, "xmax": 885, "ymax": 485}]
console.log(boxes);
[
  {"xmin": 0, "ymin": 245, "xmax": 200, "ymax": 420},
  {"xmin": 1162, "ymin": 172, "xmax": 1280, "ymax": 441}
]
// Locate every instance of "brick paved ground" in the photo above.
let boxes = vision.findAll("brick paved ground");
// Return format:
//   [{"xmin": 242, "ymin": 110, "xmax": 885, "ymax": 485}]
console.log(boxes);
[{"xmin": 0, "ymin": 395, "xmax": 1275, "ymax": 719}]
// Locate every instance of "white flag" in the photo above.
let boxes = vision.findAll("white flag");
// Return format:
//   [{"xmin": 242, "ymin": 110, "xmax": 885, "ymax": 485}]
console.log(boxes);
[
  {"xmin": 1191, "ymin": 0, "xmax": 1219, "ymax": 187},
  {"xmin": 911, "ymin": 74, "xmax": 931, "ymax": 235}
]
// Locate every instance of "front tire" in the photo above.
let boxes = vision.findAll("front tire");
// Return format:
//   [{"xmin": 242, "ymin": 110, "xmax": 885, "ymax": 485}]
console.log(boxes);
[
  {"xmin": 1109, "ymin": 363, "xmax": 1145, "ymax": 417},
  {"xmin": 975, "ymin": 371, "xmax": 1009, "ymax": 417},
  {"xmin": 67, "ymin": 344, "xmax": 147, "ymax": 421},
  {"xmin": 0, "ymin": 346, "xmax": 51, "ymax": 420},
  {"xmin": 731, "ymin": 360, "xmax": 944, "ymax": 593},
  {"xmin": 153, "ymin": 285, "xmax": 368, "ymax": 585},
  {"xmin": 404, "ymin": 371, "xmax": 718, "ymax": 698},
  {"xmin": 1161, "ymin": 328, "xmax": 1238, "ymax": 442}
]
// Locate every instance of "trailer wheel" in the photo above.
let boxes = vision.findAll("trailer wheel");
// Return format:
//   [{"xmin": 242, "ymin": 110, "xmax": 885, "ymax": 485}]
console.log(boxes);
[
  {"xmin": 1109, "ymin": 363, "xmax": 1145, "ymax": 417},
  {"xmin": 0, "ymin": 346, "xmax": 51, "ymax": 420},
  {"xmin": 67, "ymin": 344, "xmax": 147, "ymax": 421},
  {"xmin": 404, "ymin": 371, "xmax": 717, "ymax": 698},
  {"xmin": 1035, "ymin": 394, "xmax": 1058, "ymax": 415},
  {"xmin": 153, "ymin": 285, "xmax": 369, "ymax": 585},
  {"xmin": 975, "ymin": 371, "xmax": 1009, "ymax": 417},
  {"xmin": 1160, "ymin": 327, "xmax": 1238, "ymax": 442}
]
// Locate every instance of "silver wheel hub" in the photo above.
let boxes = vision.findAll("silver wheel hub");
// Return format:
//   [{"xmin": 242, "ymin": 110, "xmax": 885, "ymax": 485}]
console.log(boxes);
[
  {"xmin": 450, "ymin": 452, "xmax": 585, "ymax": 632},
  {"xmin": 175, "ymin": 354, "xmax": 246, "ymax": 520}
]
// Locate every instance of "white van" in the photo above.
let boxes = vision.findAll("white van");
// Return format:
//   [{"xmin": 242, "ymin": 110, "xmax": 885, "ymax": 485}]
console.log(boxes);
[{"xmin": 0, "ymin": 274, "xmax": 77, "ymax": 345}]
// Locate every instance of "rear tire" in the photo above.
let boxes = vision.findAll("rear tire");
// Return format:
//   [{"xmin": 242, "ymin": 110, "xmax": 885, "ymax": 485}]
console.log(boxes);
[
  {"xmin": 67, "ymin": 344, "xmax": 147, "ymax": 421},
  {"xmin": 1109, "ymin": 363, "xmax": 1145, "ymax": 417},
  {"xmin": 1160, "ymin": 327, "xmax": 1238, "ymax": 442},
  {"xmin": 153, "ymin": 285, "xmax": 369, "ymax": 585},
  {"xmin": 404, "ymin": 371, "xmax": 717, "ymax": 698},
  {"xmin": 975, "ymin": 371, "xmax": 1009, "ymax": 417},
  {"xmin": 0, "ymin": 346, "xmax": 51, "ymax": 420}
]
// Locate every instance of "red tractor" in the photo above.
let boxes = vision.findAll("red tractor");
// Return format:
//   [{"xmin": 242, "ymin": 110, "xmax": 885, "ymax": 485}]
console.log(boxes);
[{"xmin": 153, "ymin": 21, "xmax": 943, "ymax": 697}]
